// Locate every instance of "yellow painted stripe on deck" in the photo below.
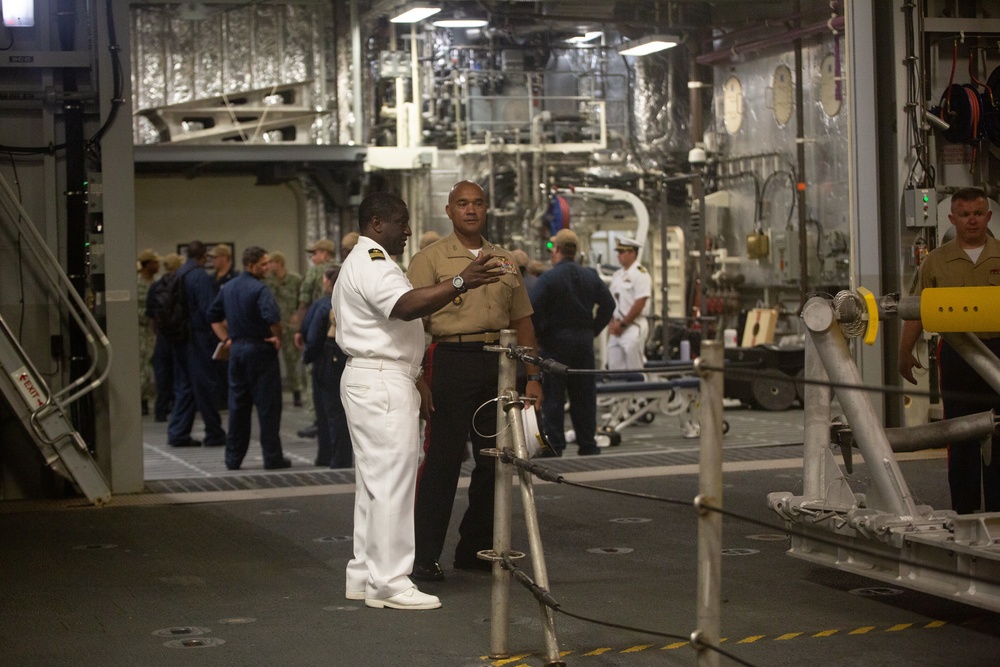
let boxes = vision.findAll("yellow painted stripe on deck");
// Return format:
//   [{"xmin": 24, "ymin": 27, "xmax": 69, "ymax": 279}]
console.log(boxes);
[
  {"xmin": 886, "ymin": 623, "xmax": 912, "ymax": 632},
  {"xmin": 583, "ymin": 648, "xmax": 613, "ymax": 656},
  {"xmin": 813, "ymin": 629, "xmax": 839, "ymax": 637},
  {"xmin": 926, "ymin": 620, "xmax": 946, "ymax": 628},
  {"xmin": 849, "ymin": 626, "xmax": 876, "ymax": 635},
  {"xmin": 489, "ymin": 654, "xmax": 532, "ymax": 665},
  {"xmin": 775, "ymin": 633, "xmax": 802, "ymax": 641},
  {"xmin": 663, "ymin": 641, "xmax": 689, "ymax": 650},
  {"xmin": 738, "ymin": 635, "xmax": 766, "ymax": 644},
  {"xmin": 622, "ymin": 644, "xmax": 653, "ymax": 653}
]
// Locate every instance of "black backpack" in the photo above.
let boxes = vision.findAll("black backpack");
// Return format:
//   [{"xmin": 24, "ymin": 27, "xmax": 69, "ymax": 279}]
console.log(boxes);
[{"xmin": 153, "ymin": 270, "xmax": 190, "ymax": 343}]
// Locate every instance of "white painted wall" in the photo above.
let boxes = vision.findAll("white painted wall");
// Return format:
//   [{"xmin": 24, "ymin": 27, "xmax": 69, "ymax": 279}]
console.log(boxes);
[{"xmin": 135, "ymin": 176, "xmax": 307, "ymax": 275}]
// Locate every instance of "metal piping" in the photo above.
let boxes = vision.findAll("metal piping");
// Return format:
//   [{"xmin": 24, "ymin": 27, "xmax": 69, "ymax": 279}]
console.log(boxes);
[{"xmin": 695, "ymin": 16, "xmax": 845, "ymax": 66}]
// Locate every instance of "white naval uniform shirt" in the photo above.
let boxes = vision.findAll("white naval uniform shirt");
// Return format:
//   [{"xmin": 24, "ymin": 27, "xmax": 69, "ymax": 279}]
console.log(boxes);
[
  {"xmin": 609, "ymin": 262, "xmax": 652, "ymax": 323},
  {"xmin": 332, "ymin": 235, "xmax": 424, "ymax": 367}
]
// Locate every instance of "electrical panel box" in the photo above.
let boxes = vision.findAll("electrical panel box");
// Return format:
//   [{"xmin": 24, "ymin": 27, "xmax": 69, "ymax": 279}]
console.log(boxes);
[{"xmin": 904, "ymin": 188, "xmax": 937, "ymax": 228}]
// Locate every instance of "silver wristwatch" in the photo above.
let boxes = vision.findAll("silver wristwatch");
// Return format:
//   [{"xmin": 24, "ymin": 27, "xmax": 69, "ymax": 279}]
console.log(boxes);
[{"xmin": 452, "ymin": 274, "xmax": 467, "ymax": 293}]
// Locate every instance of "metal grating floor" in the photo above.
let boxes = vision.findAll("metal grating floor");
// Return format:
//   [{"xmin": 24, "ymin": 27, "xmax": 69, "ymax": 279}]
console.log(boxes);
[{"xmin": 142, "ymin": 393, "xmax": 805, "ymax": 494}]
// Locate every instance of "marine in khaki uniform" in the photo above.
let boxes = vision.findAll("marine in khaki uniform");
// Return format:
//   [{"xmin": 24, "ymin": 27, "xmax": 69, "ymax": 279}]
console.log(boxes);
[
  {"xmin": 406, "ymin": 179, "xmax": 542, "ymax": 582},
  {"xmin": 265, "ymin": 251, "xmax": 305, "ymax": 406},
  {"xmin": 137, "ymin": 248, "xmax": 160, "ymax": 416}
]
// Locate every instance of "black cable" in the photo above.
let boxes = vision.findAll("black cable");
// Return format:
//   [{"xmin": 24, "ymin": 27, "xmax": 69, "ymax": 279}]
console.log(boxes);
[
  {"xmin": 759, "ymin": 169, "xmax": 797, "ymax": 231},
  {"xmin": 555, "ymin": 607, "xmax": 691, "ymax": 644},
  {"xmin": 499, "ymin": 555, "xmax": 755, "ymax": 667},
  {"xmin": 85, "ymin": 0, "xmax": 125, "ymax": 153},
  {"xmin": 504, "ymin": 450, "xmax": 1000, "ymax": 589},
  {"xmin": 705, "ymin": 362, "xmax": 990, "ymax": 405}
]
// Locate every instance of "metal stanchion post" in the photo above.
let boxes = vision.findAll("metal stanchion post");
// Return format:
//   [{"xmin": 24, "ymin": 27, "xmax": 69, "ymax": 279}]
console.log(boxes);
[
  {"xmin": 802, "ymin": 332, "xmax": 832, "ymax": 499},
  {"xmin": 694, "ymin": 341, "xmax": 723, "ymax": 667},
  {"xmin": 489, "ymin": 329, "xmax": 517, "ymax": 659},
  {"xmin": 504, "ymin": 395, "xmax": 563, "ymax": 666}
]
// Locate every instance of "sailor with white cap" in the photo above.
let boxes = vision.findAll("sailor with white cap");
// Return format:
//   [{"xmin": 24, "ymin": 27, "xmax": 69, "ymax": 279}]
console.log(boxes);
[{"xmin": 607, "ymin": 235, "xmax": 651, "ymax": 370}]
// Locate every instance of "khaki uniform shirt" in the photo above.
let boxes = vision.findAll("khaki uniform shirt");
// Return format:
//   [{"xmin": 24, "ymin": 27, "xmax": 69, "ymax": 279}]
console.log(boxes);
[
  {"xmin": 916, "ymin": 236, "xmax": 1000, "ymax": 338},
  {"xmin": 406, "ymin": 232, "xmax": 532, "ymax": 338}
]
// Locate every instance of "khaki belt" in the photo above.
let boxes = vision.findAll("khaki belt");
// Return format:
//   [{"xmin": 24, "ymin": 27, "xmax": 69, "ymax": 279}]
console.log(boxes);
[{"xmin": 433, "ymin": 331, "xmax": 501, "ymax": 344}]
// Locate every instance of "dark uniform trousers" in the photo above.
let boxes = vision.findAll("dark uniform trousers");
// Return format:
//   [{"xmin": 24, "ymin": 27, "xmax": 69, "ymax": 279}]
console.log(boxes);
[
  {"xmin": 313, "ymin": 339, "xmax": 352, "ymax": 468},
  {"xmin": 168, "ymin": 328, "xmax": 225, "ymax": 446},
  {"xmin": 939, "ymin": 338, "xmax": 1000, "ymax": 514},
  {"xmin": 226, "ymin": 339, "xmax": 284, "ymax": 469},
  {"xmin": 414, "ymin": 342, "xmax": 499, "ymax": 565},
  {"xmin": 152, "ymin": 332, "xmax": 175, "ymax": 421},
  {"xmin": 539, "ymin": 328, "xmax": 600, "ymax": 454}
]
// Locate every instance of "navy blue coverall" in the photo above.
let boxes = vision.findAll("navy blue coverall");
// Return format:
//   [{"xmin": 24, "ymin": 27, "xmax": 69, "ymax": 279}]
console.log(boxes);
[
  {"xmin": 145, "ymin": 276, "xmax": 174, "ymax": 422},
  {"xmin": 207, "ymin": 272, "xmax": 287, "ymax": 470},
  {"xmin": 302, "ymin": 296, "xmax": 352, "ymax": 468},
  {"xmin": 529, "ymin": 258, "xmax": 615, "ymax": 455},
  {"xmin": 166, "ymin": 259, "xmax": 226, "ymax": 447}
]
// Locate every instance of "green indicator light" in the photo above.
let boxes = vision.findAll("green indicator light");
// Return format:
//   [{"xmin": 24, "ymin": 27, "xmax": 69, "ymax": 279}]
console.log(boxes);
[
  {"xmin": 546, "ymin": 241, "xmax": 553, "ymax": 250},
  {"xmin": 923, "ymin": 195, "xmax": 929, "ymax": 203}
]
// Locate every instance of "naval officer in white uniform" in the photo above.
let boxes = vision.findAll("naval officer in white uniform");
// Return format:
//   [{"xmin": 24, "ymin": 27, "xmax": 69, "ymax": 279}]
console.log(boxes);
[
  {"xmin": 333, "ymin": 191, "xmax": 502, "ymax": 610},
  {"xmin": 607, "ymin": 236, "xmax": 652, "ymax": 370}
]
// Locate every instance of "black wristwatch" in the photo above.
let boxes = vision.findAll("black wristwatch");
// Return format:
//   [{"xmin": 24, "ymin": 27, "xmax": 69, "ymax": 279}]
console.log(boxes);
[{"xmin": 452, "ymin": 274, "xmax": 467, "ymax": 293}]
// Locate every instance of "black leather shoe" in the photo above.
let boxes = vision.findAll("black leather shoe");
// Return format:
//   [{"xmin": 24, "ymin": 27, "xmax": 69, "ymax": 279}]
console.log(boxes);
[
  {"xmin": 297, "ymin": 424, "xmax": 318, "ymax": 438},
  {"xmin": 578, "ymin": 447, "xmax": 601, "ymax": 456},
  {"xmin": 454, "ymin": 556, "xmax": 492, "ymax": 572},
  {"xmin": 411, "ymin": 560, "xmax": 444, "ymax": 582},
  {"xmin": 168, "ymin": 438, "xmax": 201, "ymax": 447},
  {"xmin": 264, "ymin": 458, "xmax": 292, "ymax": 470}
]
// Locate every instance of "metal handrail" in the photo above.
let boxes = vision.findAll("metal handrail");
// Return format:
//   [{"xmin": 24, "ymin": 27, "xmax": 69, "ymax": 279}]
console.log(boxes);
[{"xmin": 0, "ymin": 172, "xmax": 113, "ymax": 416}]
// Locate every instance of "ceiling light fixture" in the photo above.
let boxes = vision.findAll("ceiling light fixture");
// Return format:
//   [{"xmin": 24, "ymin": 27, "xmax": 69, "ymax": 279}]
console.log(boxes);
[
  {"xmin": 431, "ymin": 9, "xmax": 488, "ymax": 28},
  {"xmin": 617, "ymin": 34, "xmax": 680, "ymax": 57},
  {"xmin": 2, "ymin": 0, "xmax": 35, "ymax": 26},
  {"xmin": 390, "ymin": 7, "xmax": 442, "ymax": 23}
]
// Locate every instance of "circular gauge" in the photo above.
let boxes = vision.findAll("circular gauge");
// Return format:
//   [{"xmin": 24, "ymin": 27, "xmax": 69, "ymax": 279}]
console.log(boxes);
[
  {"xmin": 723, "ymin": 75, "xmax": 744, "ymax": 134},
  {"xmin": 820, "ymin": 53, "xmax": 842, "ymax": 117},
  {"xmin": 771, "ymin": 64, "xmax": 794, "ymax": 125}
]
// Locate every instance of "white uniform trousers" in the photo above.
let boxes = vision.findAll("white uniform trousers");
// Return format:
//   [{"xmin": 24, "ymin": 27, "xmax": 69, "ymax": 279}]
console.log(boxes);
[
  {"xmin": 607, "ymin": 319, "xmax": 646, "ymax": 371},
  {"xmin": 341, "ymin": 364, "xmax": 421, "ymax": 599}
]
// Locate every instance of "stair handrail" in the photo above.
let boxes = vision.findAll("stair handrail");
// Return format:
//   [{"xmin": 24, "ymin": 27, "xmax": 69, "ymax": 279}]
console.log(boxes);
[
  {"xmin": 0, "ymin": 172, "xmax": 113, "ymax": 413},
  {"xmin": 0, "ymin": 311, "xmax": 66, "ymax": 448}
]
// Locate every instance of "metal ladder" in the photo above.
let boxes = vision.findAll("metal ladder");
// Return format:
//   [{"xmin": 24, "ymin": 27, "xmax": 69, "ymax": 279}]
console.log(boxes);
[{"xmin": 0, "ymin": 173, "xmax": 112, "ymax": 505}]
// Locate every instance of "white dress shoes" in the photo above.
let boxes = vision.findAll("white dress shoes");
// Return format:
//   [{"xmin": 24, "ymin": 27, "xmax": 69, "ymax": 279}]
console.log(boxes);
[
  {"xmin": 365, "ymin": 586, "xmax": 441, "ymax": 610},
  {"xmin": 345, "ymin": 590, "xmax": 365, "ymax": 601}
]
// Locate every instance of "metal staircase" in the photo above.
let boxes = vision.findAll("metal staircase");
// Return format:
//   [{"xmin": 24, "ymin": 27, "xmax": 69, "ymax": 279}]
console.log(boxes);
[{"xmin": 0, "ymin": 173, "xmax": 112, "ymax": 505}]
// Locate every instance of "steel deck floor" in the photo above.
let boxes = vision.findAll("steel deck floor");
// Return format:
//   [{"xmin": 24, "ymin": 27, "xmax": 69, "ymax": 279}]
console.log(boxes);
[{"xmin": 1, "ymin": 395, "xmax": 997, "ymax": 666}]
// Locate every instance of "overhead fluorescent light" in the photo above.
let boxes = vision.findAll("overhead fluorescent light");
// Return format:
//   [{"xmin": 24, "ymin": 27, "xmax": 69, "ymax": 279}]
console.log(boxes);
[
  {"xmin": 565, "ymin": 31, "xmax": 603, "ymax": 44},
  {"xmin": 431, "ymin": 13, "xmax": 488, "ymax": 28},
  {"xmin": 2, "ymin": 0, "xmax": 35, "ymax": 26},
  {"xmin": 617, "ymin": 34, "xmax": 680, "ymax": 57},
  {"xmin": 390, "ymin": 7, "xmax": 441, "ymax": 24}
]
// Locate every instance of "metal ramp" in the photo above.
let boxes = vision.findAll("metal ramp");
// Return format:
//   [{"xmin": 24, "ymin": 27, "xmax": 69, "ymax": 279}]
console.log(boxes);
[{"xmin": 0, "ymin": 173, "xmax": 112, "ymax": 505}]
